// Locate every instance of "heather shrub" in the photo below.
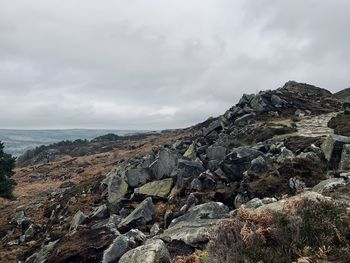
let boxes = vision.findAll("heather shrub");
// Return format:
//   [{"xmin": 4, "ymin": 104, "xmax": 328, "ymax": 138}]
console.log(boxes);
[{"xmin": 207, "ymin": 200, "xmax": 350, "ymax": 263}]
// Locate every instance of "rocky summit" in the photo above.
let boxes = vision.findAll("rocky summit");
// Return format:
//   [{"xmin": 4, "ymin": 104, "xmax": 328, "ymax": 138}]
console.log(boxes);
[{"xmin": 1, "ymin": 81, "xmax": 350, "ymax": 263}]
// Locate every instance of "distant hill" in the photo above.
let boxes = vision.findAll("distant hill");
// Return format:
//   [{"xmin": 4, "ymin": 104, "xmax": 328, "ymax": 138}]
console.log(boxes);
[
  {"xmin": 0, "ymin": 129, "xmax": 147, "ymax": 156},
  {"xmin": 334, "ymin": 87, "xmax": 350, "ymax": 100}
]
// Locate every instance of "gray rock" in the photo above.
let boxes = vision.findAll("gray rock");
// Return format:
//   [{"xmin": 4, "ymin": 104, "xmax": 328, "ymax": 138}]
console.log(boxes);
[
  {"xmin": 134, "ymin": 178, "xmax": 173, "ymax": 199},
  {"xmin": 271, "ymin": 94, "xmax": 285, "ymax": 108},
  {"xmin": 69, "ymin": 210, "xmax": 88, "ymax": 232},
  {"xmin": 289, "ymin": 177, "xmax": 306, "ymax": 193},
  {"xmin": 119, "ymin": 239, "xmax": 171, "ymax": 263},
  {"xmin": 102, "ymin": 235, "xmax": 133, "ymax": 263},
  {"xmin": 26, "ymin": 240, "xmax": 59, "ymax": 263},
  {"xmin": 203, "ymin": 119, "xmax": 222, "ymax": 137},
  {"xmin": 24, "ymin": 224, "xmax": 35, "ymax": 239},
  {"xmin": 91, "ymin": 204, "xmax": 108, "ymax": 220},
  {"xmin": 312, "ymin": 178, "xmax": 346, "ymax": 193},
  {"xmin": 250, "ymin": 95, "xmax": 269, "ymax": 112},
  {"xmin": 150, "ymin": 223, "xmax": 160, "ymax": 236},
  {"xmin": 237, "ymin": 93, "xmax": 254, "ymax": 106},
  {"xmin": 234, "ymin": 113, "xmax": 256, "ymax": 126},
  {"xmin": 244, "ymin": 198, "xmax": 263, "ymax": 209},
  {"xmin": 183, "ymin": 143, "xmax": 196, "ymax": 160},
  {"xmin": 234, "ymin": 193, "xmax": 249, "ymax": 209},
  {"xmin": 321, "ymin": 135, "xmax": 350, "ymax": 168},
  {"xmin": 277, "ymin": 147, "xmax": 295, "ymax": 163},
  {"xmin": 340, "ymin": 144, "xmax": 350, "ymax": 170},
  {"xmin": 118, "ymin": 197, "xmax": 155, "ymax": 230},
  {"xmin": 101, "ymin": 171, "xmax": 128, "ymax": 205},
  {"xmin": 180, "ymin": 193, "xmax": 199, "ymax": 213},
  {"xmin": 190, "ymin": 178, "xmax": 202, "ymax": 191},
  {"xmin": 261, "ymin": 197, "xmax": 277, "ymax": 205},
  {"xmin": 206, "ymin": 145, "xmax": 227, "ymax": 162},
  {"xmin": 150, "ymin": 148, "xmax": 178, "ymax": 180},
  {"xmin": 177, "ymin": 159, "xmax": 205, "ymax": 179},
  {"xmin": 221, "ymin": 147, "xmax": 263, "ymax": 181},
  {"xmin": 162, "ymin": 202, "xmax": 229, "ymax": 247},
  {"xmin": 124, "ymin": 229, "xmax": 147, "ymax": 244},
  {"xmin": 126, "ymin": 168, "xmax": 152, "ymax": 187},
  {"xmin": 250, "ymin": 156, "xmax": 267, "ymax": 172}
]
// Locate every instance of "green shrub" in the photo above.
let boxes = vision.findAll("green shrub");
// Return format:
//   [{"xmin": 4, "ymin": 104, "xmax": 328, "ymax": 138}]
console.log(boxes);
[{"xmin": 0, "ymin": 141, "xmax": 16, "ymax": 198}]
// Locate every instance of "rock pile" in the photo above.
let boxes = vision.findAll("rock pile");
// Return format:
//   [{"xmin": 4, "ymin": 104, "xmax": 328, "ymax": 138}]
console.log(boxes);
[{"xmin": 4, "ymin": 81, "xmax": 349, "ymax": 263}]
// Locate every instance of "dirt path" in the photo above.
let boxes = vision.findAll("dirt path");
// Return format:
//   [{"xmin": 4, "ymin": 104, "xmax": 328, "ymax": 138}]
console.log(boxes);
[{"xmin": 296, "ymin": 112, "xmax": 337, "ymax": 137}]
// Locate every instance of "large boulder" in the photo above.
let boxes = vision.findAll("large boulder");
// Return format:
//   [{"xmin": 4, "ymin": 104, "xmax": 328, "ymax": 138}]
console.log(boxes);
[
  {"xmin": 312, "ymin": 178, "xmax": 346, "ymax": 193},
  {"xmin": 118, "ymin": 197, "xmax": 155, "ymax": 231},
  {"xmin": 102, "ymin": 235, "xmax": 133, "ymax": 263},
  {"xmin": 150, "ymin": 148, "xmax": 178, "ymax": 180},
  {"xmin": 340, "ymin": 144, "xmax": 350, "ymax": 170},
  {"xmin": 177, "ymin": 159, "xmax": 205, "ymax": 179},
  {"xmin": 220, "ymin": 147, "xmax": 263, "ymax": 181},
  {"xmin": 119, "ymin": 239, "xmax": 171, "ymax": 263},
  {"xmin": 344, "ymin": 96, "xmax": 350, "ymax": 115},
  {"xmin": 206, "ymin": 145, "xmax": 227, "ymax": 162},
  {"xmin": 321, "ymin": 135, "xmax": 350, "ymax": 168},
  {"xmin": 203, "ymin": 119, "xmax": 223, "ymax": 137},
  {"xmin": 126, "ymin": 168, "xmax": 152, "ymax": 188},
  {"xmin": 162, "ymin": 202, "xmax": 229, "ymax": 247},
  {"xmin": 101, "ymin": 171, "xmax": 128, "ymax": 205},
  {"xmin": 134, "ymin": 178, "xmax": 173, "ymax": 199}
]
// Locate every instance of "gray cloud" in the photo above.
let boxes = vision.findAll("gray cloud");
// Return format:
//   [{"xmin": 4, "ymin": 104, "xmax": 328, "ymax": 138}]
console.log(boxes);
[{"xmin": 0, "ymin": 0, "xmax": 349, "ymax": 129}]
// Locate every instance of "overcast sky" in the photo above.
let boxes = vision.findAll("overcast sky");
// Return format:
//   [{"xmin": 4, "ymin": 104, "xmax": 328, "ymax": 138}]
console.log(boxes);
[{"xmin": 0, "ymin": 0, "xmax": 349, "ymax": 130}]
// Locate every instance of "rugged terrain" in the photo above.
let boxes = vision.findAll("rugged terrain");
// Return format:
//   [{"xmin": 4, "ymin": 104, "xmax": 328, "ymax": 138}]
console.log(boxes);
[{"xmin": 1, "ymin": 81, "xmax": 350, "ymax": 263}]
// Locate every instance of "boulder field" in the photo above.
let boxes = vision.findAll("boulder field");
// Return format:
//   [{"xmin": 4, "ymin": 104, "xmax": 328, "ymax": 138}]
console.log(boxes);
[{"xmin": 1, "ymin": 81, "xmax": 350, "ymax": 263}]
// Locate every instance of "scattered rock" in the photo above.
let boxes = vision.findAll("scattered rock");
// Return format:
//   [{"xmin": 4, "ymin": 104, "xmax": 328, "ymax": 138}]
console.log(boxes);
[
  {"xmin": 340, "ymin": 144, "xmax": 350, "ymax": 170},
  {"xmin": 118, "ymin": 197, "xmax": 155, "ymax": 231},
  {"xmin": 91, "ymin": 204, "xmax": 108, "ymax": 220},
  {"xmin": 162, "ymin": 202, "xmax": 229, "ymax": 247},
  {"xmin": 126, "ymin": 168, "xmax": 152, "ymax": 187},
  {"xmin": 119, "ymin": 239, "xmax": 171, "ymax": 263},
  {"xmin": 102, "ymin": 235, "xmax": 133, "ymax": 263},
  {"xmin": 151, "ymin": 148, "xmax": 178, "ymax": 180},
  {"xmin": 312, "ymin": 178, "xmax": 346, "ymax": 193},
  {"xmin": 134, "ymin": 178, "xmax": 173, "ymax": 199},
  {"xmin": 206, "ymin": 145, "xmax": 227, "ymax": 162},
  {"xmin": 321, "ymin": 134, "xmax": 350, "ymax": 168},
  {"xmin": 69, "ymin": 210, "xmax": 88, "ymax": 232},
  {"xmin": 244, "ymin": 198, "xmax": 263, "ymax": 209}
]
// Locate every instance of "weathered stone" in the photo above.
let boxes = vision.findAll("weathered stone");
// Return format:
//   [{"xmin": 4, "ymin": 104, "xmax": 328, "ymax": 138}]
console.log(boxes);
[
  {"xmin": 321, "ymin": 134, "xmax": 350, "ymax": 168},
  {"xmin": 118, "ymin": 197, "xmax": 155, "ymax": 230},
  {"xmin": 102, "ymin": 235, "xmax": 133, "ymax": 263},
  {"xmin": 277, "ymin": 147, "xmax": 295, "ymax": 163},
  {"xmin": 24, "ymin": 224, "xmax": 35, "ymax": 239},
  {"xmin": 150, "ymin": 223, "xmax": 160, "ymax": 236},
  {"xmin": 119, "ymin": 239, "xmax": 171, "ymax": 263},
  {"xmin": 206, "ymin": 145, "xmax": 227, "ymax": 162},
  {"xmin": 69, "ymin": 210, "xmax": 88, "ymax": 232},
  {"xmin": 244, "ymin": 198, "xmax": 263, "ymax": 209},
  {"xmin": 237, "ymin": 93, "xmax": 254, "ymax": 106},
  {"xmin": 162, "ymin": 202, "xmax": 229, "ymax": 247},
  {"xmin": 340, "ymin": 144, "xmax": 350, "ymax": 170},
  {"xmin": 220, "ymin": 147, "xmax": 263, "ymax": 181},
  {"xmin": 234, "ymin": 113, "xmax": 256, "ymax": 126},
  {"xmin": 312, "ymin": 178, "xmax": 346, "ymax": 193},
  {"xmin": 26, "ymin": 240, "xmax": 59, "ymax": 263},
  {"xmin": 101, "ymin": 171, "xmax": 128, "ymax": 205},
  {"xmin": 124, "ymin": 229, "xmax": 147, "ymax": 244},
  {"xmin": 91, "ymin": 204, "xmax": 108, "ymax": 220},
  {"xmin": 183, "ymin": 143, "xmax": 196, "ymax": 160},
  {"xmin": 203, "ymin": 119, "xmax": 222, "ymax": 137},
  {"xmin": 271, "ymin": 94, "xmax": 285, "ymax": 108},
  {"xmin": 150, "ymin": 148, "xmax": 178, "ymax": 180},
  {"xmin": 126, "ymin": 168, "xmax": 152, "ymax": 188},
  {"xmin": 289, "ymin": 177, "xmax": 306, "ymax": 193},
  {"xmin": 134, "ymin": 178, "xmax": 173, "ymax": 198},
  {"xmin": 177, "ymin": 159, "xmax": 205, "ymax": 179},
  {"xmin": 250, "ymin": 156, "xmax": 267, "ymax": 172},
  {"xmin": 250, "ymin": 95, "xmax": 269, "ymax": 112}
]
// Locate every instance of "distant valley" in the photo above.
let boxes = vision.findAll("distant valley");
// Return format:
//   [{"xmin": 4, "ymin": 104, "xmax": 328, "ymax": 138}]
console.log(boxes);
[{"xmin": 0, "ymin": 129, "xmax": 146, "ymax": 157}]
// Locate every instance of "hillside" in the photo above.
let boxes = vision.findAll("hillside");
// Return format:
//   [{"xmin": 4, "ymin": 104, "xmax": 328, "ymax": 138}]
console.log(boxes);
[{"xmin": 0, "ymin": 81, "xmax": 350, "ymax": 263}]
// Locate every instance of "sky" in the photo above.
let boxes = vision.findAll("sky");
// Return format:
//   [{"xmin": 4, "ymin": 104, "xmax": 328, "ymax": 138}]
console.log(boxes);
[{"xmin": 0, "ymin": 0, "xmax": 349, "ymax": 130}]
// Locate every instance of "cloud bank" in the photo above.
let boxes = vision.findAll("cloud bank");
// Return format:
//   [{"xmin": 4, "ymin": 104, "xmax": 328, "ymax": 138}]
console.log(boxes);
[{"xmin": 0, "ymin": 0, "xmax": 349, "ymax": 129}]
